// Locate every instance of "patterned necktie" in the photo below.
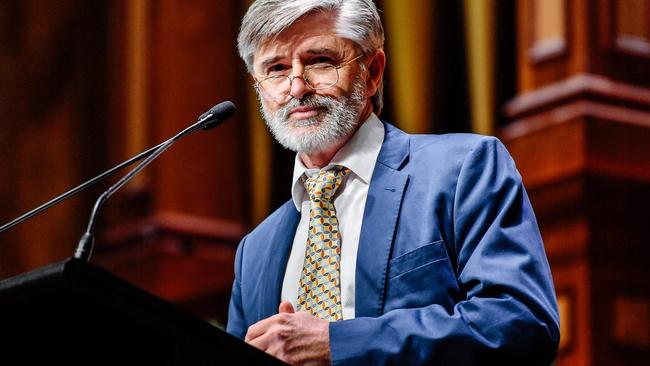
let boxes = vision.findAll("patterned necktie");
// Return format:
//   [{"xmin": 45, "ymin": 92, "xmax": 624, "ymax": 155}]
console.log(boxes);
[{"xmin": 297, "ymin": 166, "xmax": 350, "ymax": 321}]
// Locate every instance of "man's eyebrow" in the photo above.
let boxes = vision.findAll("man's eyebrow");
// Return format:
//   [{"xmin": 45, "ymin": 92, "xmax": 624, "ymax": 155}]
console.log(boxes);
[
  {"xmin": 305, "ymin": 48, "xmax": 339, "ymax": 57},
  {"xmin": 258, "ymin": 49, "xmax": 340, "ymax": 69},
  {"xmin": 260, "ymin": 56, "xmax": 285, "ymax": 69}
]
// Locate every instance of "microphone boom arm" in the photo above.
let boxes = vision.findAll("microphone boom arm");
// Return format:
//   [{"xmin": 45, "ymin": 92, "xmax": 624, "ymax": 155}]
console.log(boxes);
[
  {"xmin": 74, "ymin": 110, "xmax": 219, "ymax": 261},
  {"xmin": 74, "ymin": 139, "xmax": 175, "ymax": 261},
  {"xmin": 0, "ymin": 142, "xmax": 166, "ymax": 234}
]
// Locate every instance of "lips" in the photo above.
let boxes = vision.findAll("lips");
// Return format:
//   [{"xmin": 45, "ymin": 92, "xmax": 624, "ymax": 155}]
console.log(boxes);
[{"xmin": 288, "ymin": 105, "xmax": 323, "ymax": 120}]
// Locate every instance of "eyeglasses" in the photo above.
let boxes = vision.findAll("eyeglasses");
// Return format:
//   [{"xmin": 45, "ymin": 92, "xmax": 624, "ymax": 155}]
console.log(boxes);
[{"xmin": 255, "ymin": 54, "xmax": 365, "ymax": 102}]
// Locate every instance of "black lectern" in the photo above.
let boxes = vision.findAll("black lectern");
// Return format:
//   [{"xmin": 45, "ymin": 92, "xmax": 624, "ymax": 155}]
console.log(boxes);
[{"xmin": 0, "ymin": 258, "xmax": 286, "ymax": 365}]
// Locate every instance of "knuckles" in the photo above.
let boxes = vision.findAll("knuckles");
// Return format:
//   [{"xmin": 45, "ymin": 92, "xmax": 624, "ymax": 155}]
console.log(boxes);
[
  {"xmin": 269, "ymin": 323, "xmax": 293, "ymax": 342},
  {"xmin": 277, "ymin": 312, "xmax": 294, "ymax": 323},
  {"xmin": 246, "ymin": 312, "xmax": 327, "ymax": 365}
]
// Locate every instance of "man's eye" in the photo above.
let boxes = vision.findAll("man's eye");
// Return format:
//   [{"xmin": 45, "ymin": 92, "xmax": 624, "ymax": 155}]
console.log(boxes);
[
  {"xmin": 311, "ymin": 56, "xmax": 334, "ymax": 66},
  {"xmin": 267, "ymin": 64, "xmax": 289, "ymax": 74}
]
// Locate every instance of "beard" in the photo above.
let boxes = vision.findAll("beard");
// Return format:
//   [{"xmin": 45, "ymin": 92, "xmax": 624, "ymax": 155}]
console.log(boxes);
[{"xmin": 258, "ymin": 77, "xmax": 367, "ymax": 153}]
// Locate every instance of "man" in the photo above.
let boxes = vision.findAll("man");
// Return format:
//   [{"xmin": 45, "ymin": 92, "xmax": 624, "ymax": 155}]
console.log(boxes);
[{"xmin": 227, "ymin": 1, "xmax": 560, "ymax": 365}]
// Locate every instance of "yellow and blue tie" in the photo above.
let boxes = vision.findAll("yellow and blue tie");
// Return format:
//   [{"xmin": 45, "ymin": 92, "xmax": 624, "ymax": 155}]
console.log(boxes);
[{"xmin": 297, "ymin": 166, "xmax": 350, "ymax": 321}]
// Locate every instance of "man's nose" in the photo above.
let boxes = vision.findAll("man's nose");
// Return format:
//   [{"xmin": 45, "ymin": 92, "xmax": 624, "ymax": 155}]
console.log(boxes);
[{"xmin": 289, "ymin": 75, "xmax": 310, "ymax": 100}]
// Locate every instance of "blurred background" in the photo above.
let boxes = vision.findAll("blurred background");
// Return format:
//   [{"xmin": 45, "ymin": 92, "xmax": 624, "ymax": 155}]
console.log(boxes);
[{"xmin": 1, "ymin": 1, "xmax": 649, "ymax": 365}]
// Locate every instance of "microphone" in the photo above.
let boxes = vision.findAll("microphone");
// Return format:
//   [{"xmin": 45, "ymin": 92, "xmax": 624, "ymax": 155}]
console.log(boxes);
[
  {"xmin": 74, "ymin": 101, "xmax": 236, "ymax": 261},
  {"xmin": 199, "ymin": 101, "xmax": 236, "ymax": 130}
]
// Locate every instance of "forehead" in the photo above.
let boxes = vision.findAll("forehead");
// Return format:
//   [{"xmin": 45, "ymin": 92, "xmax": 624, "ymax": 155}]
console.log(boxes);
[{"xmin": 253, "ymin": 11, "xmax": 357, "ymax": 69}]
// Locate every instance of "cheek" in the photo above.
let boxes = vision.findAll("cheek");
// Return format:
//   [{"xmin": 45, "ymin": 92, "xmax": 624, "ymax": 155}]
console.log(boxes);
[
  {"xmin": 260, "ymin": 98, "xmax": 281, "ymax": 114},
  {"xmin": 313, "ymin": 82, "xmax": 354, "ymax": 100},
  {"xmin": 337, "ymin": 66, "xmax": 365, "ymax": 89},
  {"xmin": 313, "ymin": 89, "xmax": 342, "ymax": 100},
  {"xmin": 333, "ymin": 77, "xmax": 355, "ymax": 93}
]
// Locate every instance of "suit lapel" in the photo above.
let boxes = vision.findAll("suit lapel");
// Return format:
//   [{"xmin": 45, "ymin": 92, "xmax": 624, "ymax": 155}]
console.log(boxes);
[
  {"xmin": 258, "ymin": 202, "xmax": 299, "ymax": 320},
  {"xmin": 355, "ymin": 123, "xmax": 410, "ymax": 318}
]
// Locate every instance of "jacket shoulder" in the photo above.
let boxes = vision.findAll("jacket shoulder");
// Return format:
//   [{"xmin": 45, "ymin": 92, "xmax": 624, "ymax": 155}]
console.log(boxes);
[
  {"xmin": 247, "ymin": 199, "xmax": 297, "ymax": 237},
  {"xmin": 382, "ymin": 120, "xmax": 503, "ymax": 157}
]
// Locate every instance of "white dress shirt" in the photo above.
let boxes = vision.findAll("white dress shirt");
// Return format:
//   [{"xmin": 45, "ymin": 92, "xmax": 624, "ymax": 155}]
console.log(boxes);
[{"xmin": 281, "ymin": 114, "xmax": 385, "ymax": 320}]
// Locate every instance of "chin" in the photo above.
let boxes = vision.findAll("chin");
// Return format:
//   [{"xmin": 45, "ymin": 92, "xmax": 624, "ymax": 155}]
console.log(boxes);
[
  {"xmin": 291, "ymin": 118, "xmax": 322, "ymax": 129},
  {"xmin": 288, "ymin": 109, "xmax": 327, "ymax": 126}
]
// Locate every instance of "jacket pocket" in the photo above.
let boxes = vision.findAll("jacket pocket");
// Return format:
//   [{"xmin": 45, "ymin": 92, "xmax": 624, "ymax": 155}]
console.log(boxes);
[
  {"xmin": 388, "ymin": 240, "xmax": 447, "ymax": 280},
  {"xmin": 385, "ymin": 240, "xmax": 459, "ymax": 312}
]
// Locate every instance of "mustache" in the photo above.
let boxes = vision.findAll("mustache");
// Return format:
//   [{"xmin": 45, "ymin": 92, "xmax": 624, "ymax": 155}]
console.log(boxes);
[{"xmin": 279, "ymin": 94, "xmax": 334, "ymax": 117}]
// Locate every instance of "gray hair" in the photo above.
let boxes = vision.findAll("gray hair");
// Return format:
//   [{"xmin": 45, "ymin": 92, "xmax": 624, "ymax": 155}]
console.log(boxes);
[{"xmin": 238, "ymin": 0, "xmax": 385, "ymax": 114}]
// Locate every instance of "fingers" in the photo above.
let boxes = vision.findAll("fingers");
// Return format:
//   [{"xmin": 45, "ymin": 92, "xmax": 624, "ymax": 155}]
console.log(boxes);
[
  {"xmin": 245, "ymin": 311, "xmax": 291, "ymax": 343},
  {"xmin": 245, "ymin": 311, "xmax": 332, "ymax": 365},
  {"xmin": 248, "ymin": 328, "xmax": 275, "ymax": 351},
  {"xmin": 245, "ymin": 317, "xmax": 274, "ymax": 343},
  {"xmin": 247, "ymin": 302, "xmax": 294, "ymax": 343},
  {"xmin": 279, "ymin": 301, "xmax": 295, "ymax": 313},
  {"xmin": 246, "ymin": 313, "xmax": 292, "ymax": 352}
]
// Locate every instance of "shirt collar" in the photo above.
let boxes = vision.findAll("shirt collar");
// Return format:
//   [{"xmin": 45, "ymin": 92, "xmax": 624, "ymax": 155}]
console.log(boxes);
[{"xmin": 291, "ymin": 113, "xmax": 385, "ymax": 210}]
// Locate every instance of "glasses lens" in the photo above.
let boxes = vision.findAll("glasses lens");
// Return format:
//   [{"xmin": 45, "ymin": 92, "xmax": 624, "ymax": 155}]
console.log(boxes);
[
  {"xmin": 258, "ymin": 76, "xmax": 290, "ymax": 101},
  {"xmin": 304, "ymin": 65, "xmax": 338, "ymax": 89}
]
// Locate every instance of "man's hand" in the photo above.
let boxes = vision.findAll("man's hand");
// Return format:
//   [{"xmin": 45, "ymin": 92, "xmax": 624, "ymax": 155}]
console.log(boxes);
[{"xmin": 245, "ymin": 301, "xmax": 332, "ymax": 366}]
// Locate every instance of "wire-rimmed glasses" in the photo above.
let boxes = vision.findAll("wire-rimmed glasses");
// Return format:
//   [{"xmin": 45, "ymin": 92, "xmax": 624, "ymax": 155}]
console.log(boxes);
[{"xmin": 255, "ymin": 54, "xmax": 364, "ymax": 102}]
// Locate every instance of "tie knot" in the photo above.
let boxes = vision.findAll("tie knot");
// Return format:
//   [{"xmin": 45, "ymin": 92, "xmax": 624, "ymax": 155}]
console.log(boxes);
[{"xmin": 303, "ymin": 167, "xmax": 349, "ymax": 201}]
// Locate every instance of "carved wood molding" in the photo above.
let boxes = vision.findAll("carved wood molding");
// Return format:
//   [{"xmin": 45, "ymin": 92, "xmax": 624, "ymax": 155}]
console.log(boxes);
[
  {"xmin": 527, "ymin": 0, "xmax": 571, "ymax": 64},
  {"xmin": 502, "ymin": 102, "xmax": 650, "ymax": 189},
  {"xmin": 93, "ymin": 211, "xmax": 245, "ymax": 306},
  {"xmin": 501, "ymin": 73, "xmax": 650, "ymax": 193},
  {"xmin": 505, "ymin": 73, "xmax": 650, "ymax": 121},
  {"xmin": 100, "ymin": 210, "xmax": 246, "ymax": 248},
  {"xmin": 600, "ymin": 0, "xmax": 650, "ymax": 59}
]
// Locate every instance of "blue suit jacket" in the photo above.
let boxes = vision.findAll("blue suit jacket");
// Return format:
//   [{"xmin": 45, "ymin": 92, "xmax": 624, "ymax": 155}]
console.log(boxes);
[{"xmin": 227, "ymin": 122, "xmax": 560, "ymax": 365}]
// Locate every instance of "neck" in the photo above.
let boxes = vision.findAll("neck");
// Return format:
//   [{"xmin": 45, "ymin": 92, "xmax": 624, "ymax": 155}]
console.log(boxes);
[
  {"xmin": 299, "ymin": 104, "xmax": 373, "ymax": 169},
  {"xmin": 299, "ymin": 143, "xmax": 345, "ymax": 169}
]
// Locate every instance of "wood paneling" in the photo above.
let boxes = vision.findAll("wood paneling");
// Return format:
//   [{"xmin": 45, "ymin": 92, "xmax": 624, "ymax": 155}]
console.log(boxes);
[
  {"xmin": 147, "ymin": 0, "xmax": 248, "ymax": 222},
  {"xmin": 95, "ymin": 0, "xmax": 251, "ymax": 321},
  {"xmin": 518, "ymin": 0, "xmax": 581, "ymax": 91},
  {"xmin": 507, "ymin": 3, "xmax": 650, "ymax": 363},
  {"xmin": 383, "ymin": 0, "xmax": 435, "ymax": 134},
  {"xmin": 0, "ymin": 0, "xmax": 109, "ymax": 277},
  {"xmin": 613, "ymin": 296, "xmax": 650, "ymax": 348},
  {"xmin": 593, "ymin": 0, "xmax": 650, "ymax": 88},
  {"xmin": 613, "ymin": 0, "xmax": 650, "ymax": 57},
  {"xmin": 530, "ymin": 0, "xmax": 568, "ymax": 63},
  {"xmin": 464, "ymin": 0, "xmax": 496, "ymax": 134},
  {"xmin": 551, "ymin": 262, "xmax": 592, "ymax": 366},
  {"xmin": 519, "ymin": 0, "xmax": 650, "ymax": 93},
  {"xmin": 0, "ymin": 0, "xmax": 252, "ymax": 322},
  {"xmin": 95, "ymin": 211, "xmax": 244, "ymax": 322},
  {"xmin": 557, "ymin": 293, "xmax": 572, "ymax": 350}
]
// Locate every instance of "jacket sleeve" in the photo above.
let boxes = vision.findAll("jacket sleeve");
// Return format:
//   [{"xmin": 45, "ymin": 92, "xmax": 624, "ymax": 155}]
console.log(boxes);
[
  {"xmin": 226, "ymin": 235, "xmax": 247, "ymax": 339},
  {"xmin": 329, "ymin": 137, "xmax": 560, "ymax": 365}
]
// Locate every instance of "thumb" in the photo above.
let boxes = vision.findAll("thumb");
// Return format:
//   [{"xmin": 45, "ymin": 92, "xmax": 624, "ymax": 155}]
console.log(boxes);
[{"xmin": 278, "ymin": 301, "xmax": 295, "ymax": 314}]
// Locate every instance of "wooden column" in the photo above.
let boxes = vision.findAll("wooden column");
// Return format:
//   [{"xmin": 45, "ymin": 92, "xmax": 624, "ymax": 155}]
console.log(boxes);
[
  {"xmin": 502, "ymin": 1, "xmax": 650, "ymax": 365},
  {"xmin": 383, "ymin": 0, "xmax": 436, "ymax": 134},
  {"xmin": 0, "ymin": 0, "xmax": 251, "ymax": 324},
  {"xmin": 0, "ymin": 1, "xmax": 109, "ymax": 277},
  {"xmin": 94, "ymin": 0, "xmax": 250, "ymax": 324}
]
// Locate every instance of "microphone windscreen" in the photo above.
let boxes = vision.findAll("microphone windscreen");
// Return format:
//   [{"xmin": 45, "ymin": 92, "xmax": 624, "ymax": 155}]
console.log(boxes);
[{"xmin": 201, "ymin": 101, "xmax": 237, "ymax": 130}]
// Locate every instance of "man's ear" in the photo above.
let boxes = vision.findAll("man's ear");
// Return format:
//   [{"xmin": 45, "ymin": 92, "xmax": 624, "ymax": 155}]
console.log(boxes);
[{"xmin": 365, "ymin": 49, "xmax": 386, "ymax": 98}]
